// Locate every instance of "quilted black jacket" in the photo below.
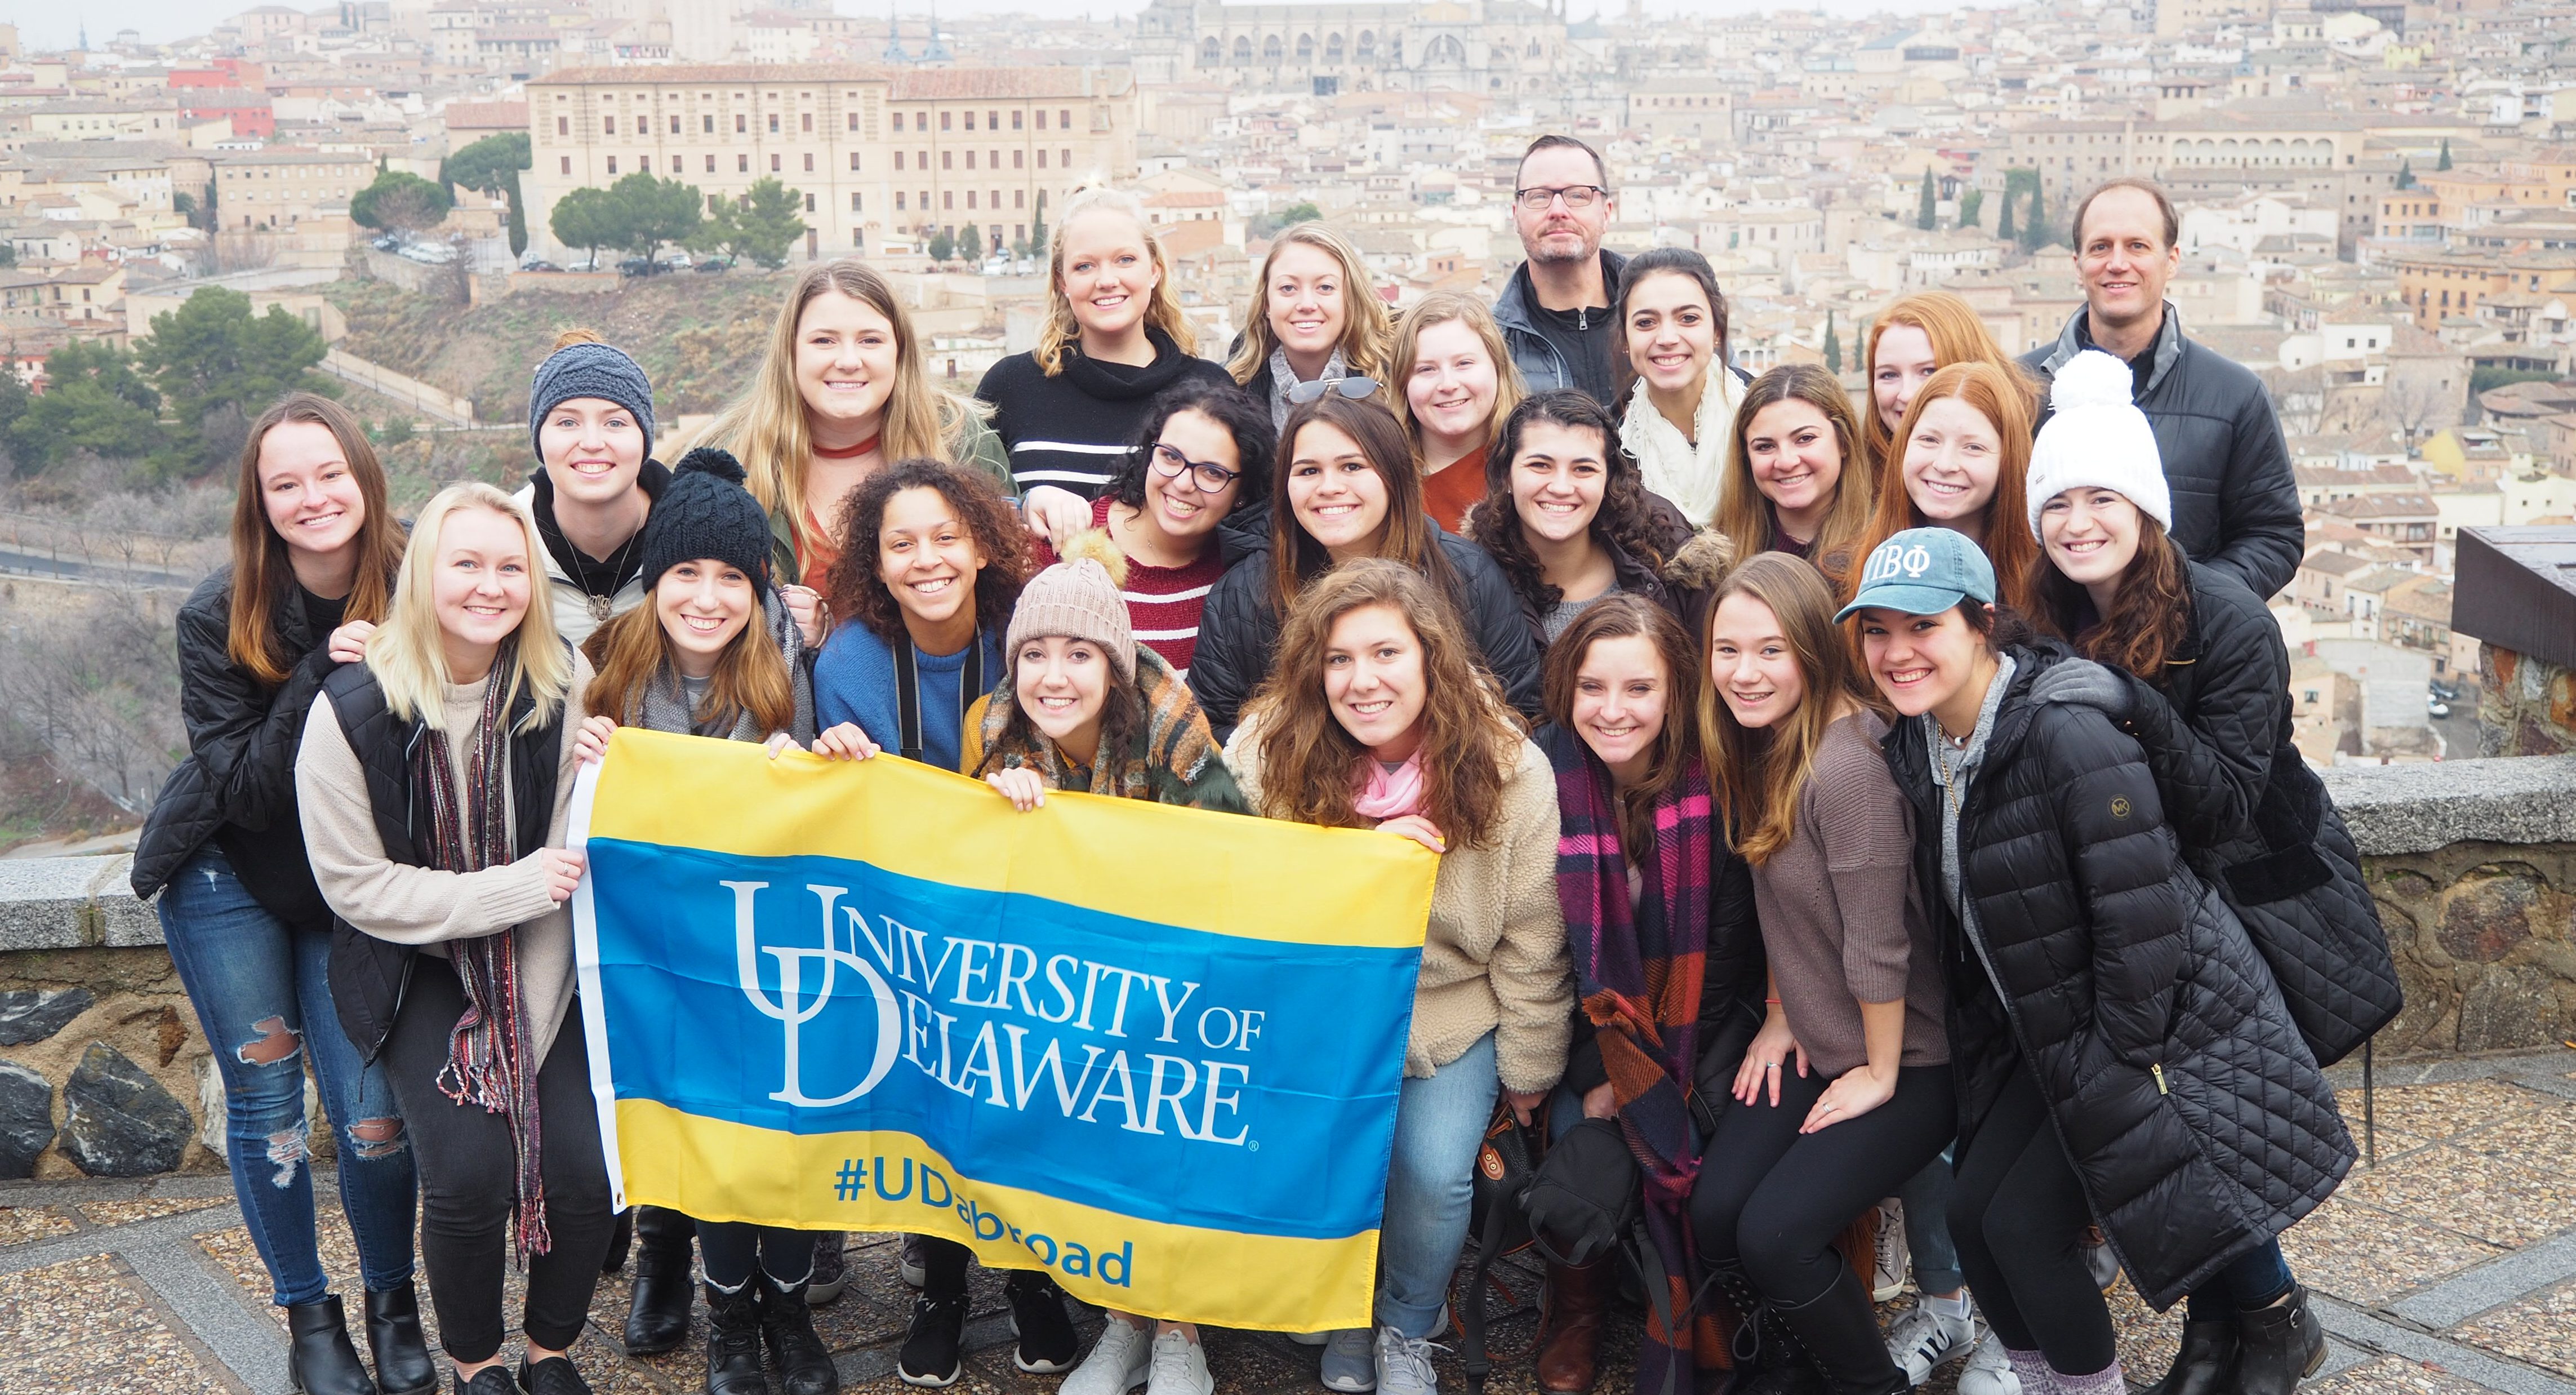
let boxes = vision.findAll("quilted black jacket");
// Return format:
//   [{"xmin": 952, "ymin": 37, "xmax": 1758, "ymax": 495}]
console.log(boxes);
[
  {"xmin": 1881, "ymin": 645, "xmax": 2355, "ymax": 1310},
  {"xmin": 1190, "ymin": 524, "xmax": 1543, "ymax": 738},
  {"xmin": 2022, "ymin": 306, "xmax": 2304, "ymax": 601},
  {"xmin": 131, "ymin": 568, "xmax": 339, "ymax": 926},
  {"xmin": 2111, "ymin": 561, "xmax": 2402, "ymax": 1066}
]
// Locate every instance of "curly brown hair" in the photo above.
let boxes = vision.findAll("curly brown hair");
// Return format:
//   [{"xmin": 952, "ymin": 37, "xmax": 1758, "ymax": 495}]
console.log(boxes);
[
  {"xmin": 1244, "ymin": 558, "xmax": 1518, "ymax": 850},
  {"xmin": 2031, "ymin": 510, "xmax": 2192, "ymax": 683},
  {"xmin": 1470, "ymin": 389, "xmax": 1683, "ymax": 612},
  {"xmin": 825, "ymin": 457, "xmax": 1031, "ymax": 643}
]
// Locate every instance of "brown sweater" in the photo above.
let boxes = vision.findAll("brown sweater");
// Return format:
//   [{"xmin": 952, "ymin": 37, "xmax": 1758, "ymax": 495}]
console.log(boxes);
[
  {"xmin": 1748, "ymin": 709, "xmax": 1948, "ymax": 1078},
  {"xmin": 296, "ymin": 656, "xmax": 591, "ymax": 1066}
]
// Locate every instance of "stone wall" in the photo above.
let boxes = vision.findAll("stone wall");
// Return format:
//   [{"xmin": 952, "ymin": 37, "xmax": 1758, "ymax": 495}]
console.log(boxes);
[
  {"xmin": 2476, "ymin": 644, "xmax": 2575, "ymax": 757},
  {"xmin": 5, "ymin": 753, "xmax": 2575, "ymax": 1178}
]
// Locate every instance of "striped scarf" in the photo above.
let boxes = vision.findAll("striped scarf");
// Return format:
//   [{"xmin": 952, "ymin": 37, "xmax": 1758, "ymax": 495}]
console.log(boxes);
[
  {"xmin": 415, "ymin": 637, "xmax": 551, "ymax": 1263},
  {"xmin": 1539, "ymin": 723, "xmax": 1729, "ymax": 1392},
  {"xmin": 973, "ymin": 646, "xmax": 1220, "ymax": 802}
]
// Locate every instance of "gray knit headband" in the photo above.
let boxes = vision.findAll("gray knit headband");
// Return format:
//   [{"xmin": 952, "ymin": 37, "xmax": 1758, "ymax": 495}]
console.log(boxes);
[{"xmin": 528, "ymin": 341, "xmax": 656, "ymax": 460}]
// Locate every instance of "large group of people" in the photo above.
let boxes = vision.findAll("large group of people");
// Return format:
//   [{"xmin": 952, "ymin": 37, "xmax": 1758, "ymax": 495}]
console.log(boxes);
[{"xmin": 134, "ymin": 141, "xmax": 2392, "ymax": 1395}]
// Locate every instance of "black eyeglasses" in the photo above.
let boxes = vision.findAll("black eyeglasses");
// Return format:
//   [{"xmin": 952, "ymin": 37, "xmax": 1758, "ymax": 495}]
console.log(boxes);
[
  {"xmin": 1513, "ymin": 184, "xmax": 1608, "ymax": 211},
  {"xmin": 1149, "ymin": 442, "xmax": 1242, "ymax": 494},
  {"xmin": 1285, "ymin": 376, "xmax": 1383, "ymax": 406}
]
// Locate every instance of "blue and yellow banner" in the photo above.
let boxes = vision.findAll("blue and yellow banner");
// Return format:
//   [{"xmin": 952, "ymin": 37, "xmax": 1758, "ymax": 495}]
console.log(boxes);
[{"xmin": 568, "ymin": 728, "xmax": 1435, "ymax": 1332}]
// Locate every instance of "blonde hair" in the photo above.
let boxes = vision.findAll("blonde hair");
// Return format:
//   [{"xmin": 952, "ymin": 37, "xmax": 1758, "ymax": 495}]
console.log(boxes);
[
  {"xmin": 367, "ymin": 482, "xmax": 570, "ymax": 732},
  {"xmin": 583, "ymin": 589, "xmax": 794, "ymax": 739},
  {"xmin": 1389, "ymin": 291, "xmax": 1525, "ymax": 465},
  {"xmin": 1034, "ymin": 187, "xmax": 1195, "ymax": 375},
  {"xmin": 1227, "ymin": 223, "xmax": 1391, "ymax": 388},
  {"xmin": 1698, "ymin": 554, "xmax": 1853, "ymax": 864},
  {"xmin": 704, "ymin": 259, "xmax": 989, "ymax": 566}
]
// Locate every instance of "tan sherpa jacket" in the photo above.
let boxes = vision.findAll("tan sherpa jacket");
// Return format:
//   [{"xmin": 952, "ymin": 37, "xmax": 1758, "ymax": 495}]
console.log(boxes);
[{"xmin": 1226, "ymin": 710, "xmax": 1572, "ymax": 1093}]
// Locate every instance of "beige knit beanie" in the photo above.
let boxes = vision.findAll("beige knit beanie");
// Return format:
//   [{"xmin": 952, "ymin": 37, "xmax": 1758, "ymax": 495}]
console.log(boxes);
[{"xmin": 1005, "ymin": 530, "xmax": 1136, "ymax": 683}]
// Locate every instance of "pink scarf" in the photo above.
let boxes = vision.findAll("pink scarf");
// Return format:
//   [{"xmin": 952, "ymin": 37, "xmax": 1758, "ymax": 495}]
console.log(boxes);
[{"xmin": 1352, "ymin": 752, "xmax": 1427, "ymax": 820}]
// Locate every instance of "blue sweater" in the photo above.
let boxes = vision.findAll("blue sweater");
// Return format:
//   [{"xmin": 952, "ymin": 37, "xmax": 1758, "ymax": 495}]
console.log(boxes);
[{"xmin": 812, "ymin": 621, "xmax": 1006, "ymax": 771}]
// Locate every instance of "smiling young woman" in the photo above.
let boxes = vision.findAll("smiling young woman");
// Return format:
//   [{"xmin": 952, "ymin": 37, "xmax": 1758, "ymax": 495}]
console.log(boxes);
[
  {"xmin": 1856, "ymin": 361, "xmax": 2039, "ymax": 615},
  {"xmin": 132, "ymin": 393, "xmax": 426, "ymax": 1395},
  {"xmin": 1859, "ymin": 292, "xmax": 2034, "ymax": 504},
  {"xmin": 1228, "ymin": 223, "xmax": 1394, "ymax": 432},
  {"xmin": 1612, "ymin": 248, "xmax": 1750, "ymax": 528},
  {"xmin": 512, "ymin": 330, "xmax": 669, "ymax": 647},
  {"xmin": 1714, "ymin": 363, "xmax": 1875, "ymax": 589},
  {"xmin": 1391, "ymin": 292, "xmax": 1525, "ymax": 535}
]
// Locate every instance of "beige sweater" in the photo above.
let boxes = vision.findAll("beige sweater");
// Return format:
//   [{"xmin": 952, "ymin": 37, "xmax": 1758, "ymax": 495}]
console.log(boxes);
[
  {"xmin": 295, "ymin": 655, "xmax": 591, "ymax": 1065},
  {"xmin": 1226, "ymin": 713, "xmax": 1572, "ymax": 1093}
]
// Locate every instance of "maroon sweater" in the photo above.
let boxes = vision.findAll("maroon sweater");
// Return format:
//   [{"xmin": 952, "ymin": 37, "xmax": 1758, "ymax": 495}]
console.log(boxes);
[{"xmin": 1032, "ymin": 497, "xmax": 1228, "ymax": 682}]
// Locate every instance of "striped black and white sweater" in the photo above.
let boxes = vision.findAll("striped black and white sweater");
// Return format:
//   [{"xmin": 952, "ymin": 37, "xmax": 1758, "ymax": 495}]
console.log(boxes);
[{"xmin": 975, "ymin": 326, "xmax": 1235, "ymax": 499}]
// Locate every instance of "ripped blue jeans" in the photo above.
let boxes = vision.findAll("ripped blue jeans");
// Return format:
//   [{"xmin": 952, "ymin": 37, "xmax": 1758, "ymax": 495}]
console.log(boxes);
[{"xmin": 159, "ymin": 845, "xmax": 417, "ymax": 1307}]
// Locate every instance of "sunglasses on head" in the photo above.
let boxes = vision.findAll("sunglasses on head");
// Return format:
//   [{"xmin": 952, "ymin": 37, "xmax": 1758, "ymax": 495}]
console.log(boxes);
[{"xmin": 1285, "ymin": 376, "xmax": 1382, "ymax": 406}]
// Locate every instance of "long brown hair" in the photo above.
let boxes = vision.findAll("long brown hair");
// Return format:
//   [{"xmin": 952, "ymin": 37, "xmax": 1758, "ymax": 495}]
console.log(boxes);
[
  {"xmin": 1716, "ymin": 363, "xmax": 1875, "ymax": 586},
  {"xmin": 1542, "ymin": 593, "xmax": 1701, "ymax": 858},
  {"xmin": 226, "ymin": 393, "xmax": 407, "ymax": 687},
  {"xmin": 1245, "ymin": 558, "xmax": 1516, "ymax": 850},
  {"xmin": 1472, "ymin": 389, "xmax": 1674, "ymax": 612},
  {"xmin": 1699, "ymin": 554, "xmax": 1854, "ymax": 864},
  {"xmin": 1859, "ymin": 291, "xmax": 2035, "ymax": 479},
  {"xmin": 1227, "ymin": 223, "xmax": 1392, "ymax": 388},
  {"xmin": 1858, "ymin": 361, "xmax": 2039, "ymax": 616},
  {"xmin": 1271, "ymin": 393, "xmax": 1458, "ymax": 610},
  {"xmin": 582, "ymin": 579, "xmax": 795, "ymax": 738},
  {"xmin": 825, "ymin": 457, "xmax": 1031, "ymax": 643},
  {"xmin": 2032, "ymin": 510, "xmax": 2192, "ymax": 682}
]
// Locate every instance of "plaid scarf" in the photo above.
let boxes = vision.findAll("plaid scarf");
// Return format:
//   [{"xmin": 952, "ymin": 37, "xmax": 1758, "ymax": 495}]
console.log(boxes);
[
  {"xmin": 1538, "ymin": 723, "xmax": 1730, "ymax": 1393},
  {"xmin": 415, "ymin": 637, "xmax": 551, "ymax": 1263},
  {"xmin": 973, "ymin": 646, "xmax": 1220, "ymax": 801}
]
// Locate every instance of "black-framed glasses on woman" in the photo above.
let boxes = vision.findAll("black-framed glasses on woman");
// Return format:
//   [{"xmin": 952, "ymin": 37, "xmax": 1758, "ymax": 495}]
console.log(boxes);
[
  {"xmin": 1149, "ymin": 442, "xmax": 1242, "ymax": 494},
  {"xmin": 1285, "ymin": 375, "xmax": 1383, "ymax": 406},
  {"xmin": 1513, "ymin": 185, "xmax": 1608, "ymax": 211}
]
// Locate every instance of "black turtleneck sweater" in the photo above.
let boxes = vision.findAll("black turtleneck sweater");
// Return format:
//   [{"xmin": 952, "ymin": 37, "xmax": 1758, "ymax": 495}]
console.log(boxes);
[
  {"xmin": 975, "ymin": 326, "xmax": 1234, "ymax": 499},
  {"xmin": 527, "ymin": 458, "xmax": 670, "ymax": 598}
]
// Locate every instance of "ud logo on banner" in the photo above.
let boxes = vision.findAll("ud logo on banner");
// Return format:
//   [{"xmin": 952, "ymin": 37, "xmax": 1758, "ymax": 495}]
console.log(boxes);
[{"xmin": 567, "ymin": 729, "xmax": 1436, "ymax": 1333}]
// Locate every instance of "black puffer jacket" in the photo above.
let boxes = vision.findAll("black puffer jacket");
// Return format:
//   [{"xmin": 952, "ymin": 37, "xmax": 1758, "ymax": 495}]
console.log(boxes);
[
  {"xmin": 1882, "ymin": 645, "xmax": 2354, "ymax": 1310},
  {"xmin": 2022, "ymin": 305, "xmax": 2303, "ymax": 601},
  {"xmin": 2099, "ymin": 561, "xmax": 2401, "ymax": 1065},
  {"xmin": 132, "ymin": 569, "xmax": 339, "ymax": 925},
  {"xmin": 1190, "ymin": 525, "xmax": 1544, "ymax": 737}
]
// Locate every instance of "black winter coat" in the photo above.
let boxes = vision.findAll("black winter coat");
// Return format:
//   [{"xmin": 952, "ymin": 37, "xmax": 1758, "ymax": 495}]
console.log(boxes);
[
  {"xmin": 1881, "ymin": 646, "xmax": 2354, "ymax": 1311},
  {"xmin": 1190, "ymin": 525, "xmax": 1545, "ymax": 737},
  {"xmin": 132, "ymin": 569, "xmax": 339, "ymax": 925},
  {"xmin": 2098, "ymin": 561, "xmax": 2401, "ymax": 1065},
  {"xmin": 2022, "ymin": 305, "xmax": 2303, "ymax": 601}
]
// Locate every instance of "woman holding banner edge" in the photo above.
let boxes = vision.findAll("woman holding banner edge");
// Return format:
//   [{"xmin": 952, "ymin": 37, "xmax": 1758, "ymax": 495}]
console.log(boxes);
[{"xmin": 1229, "ymin": 558, "xmax": 1572, "ymax": 1395}]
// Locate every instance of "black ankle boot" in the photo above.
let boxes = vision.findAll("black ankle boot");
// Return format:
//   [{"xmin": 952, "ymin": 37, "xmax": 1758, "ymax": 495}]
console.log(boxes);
[
  {"xmin": 286, "ymin": 1294, "xmax": 379, "ymax": 1395},
  {"xmin": 704, "ymin": 1283, "xmax": 767, "ymax": 1395},
  {"xmin": 364, "ymin": 1284, "xmax": 439, "ymax": 1395},
  {"xmin": 1772, "ymin": 1272, "xmax": 1910, "ymax": 1395},
  {"xmin": 760, "ymin": 1274, "xmax": 841, "ymax": 1395},
  {"xmin": 2234, "ymin": 1286, "xmax": 2325, "ymax": 1395},
  {"xmin": 2141, "ymin": 1318, "xmax": 2238, "ymax": 1395},
  {"xmin": 624, "ymin": 1207, "xmax": 697, "ymax": 1356}
]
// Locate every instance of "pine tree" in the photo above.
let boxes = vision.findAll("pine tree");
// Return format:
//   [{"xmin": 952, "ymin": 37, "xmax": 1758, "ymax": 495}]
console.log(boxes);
[
  {"xmin": 1958, "ymin": 188, "xmax": 1984, "ymax": 230},
  {"xmin": 2019, "ymin": 176, "xmax": 2048, "ymax": 251},
  {"xmin": 2395, "ymin": 158, "xmax": 2415, "ymax": 190},
  {"xmin": 1917, "ymin": 170, "xmax": 1938, "ymax": 230},
  {"xmin": 1996, "ymin": 190, "xmax": 2017, "ymax": 242},
  {"xmin": 2437, "ymin": 139, "xmax": 2452, "ymax": 171},
  {"xmin": 1823, "ymin": 312, "xmax": 1841, "ymax": 373}
]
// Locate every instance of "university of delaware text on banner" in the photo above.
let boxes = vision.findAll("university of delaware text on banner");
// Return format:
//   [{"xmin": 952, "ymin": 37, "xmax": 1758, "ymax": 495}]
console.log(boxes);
[{"xmin": 566, "ymin": 728, "xmax": 1435, "ymax": 1332}]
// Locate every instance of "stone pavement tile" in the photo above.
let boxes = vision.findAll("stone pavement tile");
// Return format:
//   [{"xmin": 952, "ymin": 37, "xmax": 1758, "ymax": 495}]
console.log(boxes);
[
  {"xmin": 8, "ymin": 1323, "xmax": 239, "ymax": 1395},
  {"xmin": 2281, "ymin": 1196, "xmax": 2510, "ymax": 1307},
  {"xmin": 79, "ymin": 1196, "xmax": 230, "ymax": 1227},
  {"xmin": 2333, "ymin": 1144, "xmax": 2576, "ymax": 1249},
  {"xmin": 0, "ymin": 1203, "xmax": 77, "ymax": 1246},
  {"xmin": 2453, "ymin": 1274, "xmax": 2576, "ymax": 1381},
  {"xmin": 0, "ymin": 1253, "xmax": 238, "ymax": 1394},
  {"xmin": 2307, "ymin": 1354, "xmax": 2500, "ymax": 1394},
  {"xmin": 2449, "ymin": 1098, "xmax": 2576, "ymax": 1163},
  {"xmin": 2337, "ymin": 1082, "xmax": 2548, "ymax": 1149},
  {"xmin": 2108, "ymin": 1277, "xmax": 2182, "ymax": 1384}
]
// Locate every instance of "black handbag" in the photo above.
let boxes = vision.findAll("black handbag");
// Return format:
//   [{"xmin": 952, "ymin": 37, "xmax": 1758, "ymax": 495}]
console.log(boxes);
[
  {"xmin": 1458, "ymin": 1100, "xmax": 1542, "ymax": 1395},
  {"xmin": 1522, "ymin": 1118, "xmax": 1642, "ymax": 1267}
]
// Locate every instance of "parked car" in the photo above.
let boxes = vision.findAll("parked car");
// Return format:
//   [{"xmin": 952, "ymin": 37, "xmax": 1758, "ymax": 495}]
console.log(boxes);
[
  {"xmin": 617, "ymin": 257, "xmax": 672, "ymax": 277},
  {"xmin": 2428, "ymin": 677, "xmax": 2462, "ymax": 703},
  {"xmin": 695, "ymin": 257, "xmax": 731, "ymax": 273},
  {"xmin": 2428, "ymin": 696, "xmax": 2452, "ymax": 719},
  {"xmin": 519, "ymin": 260, "xmax": 563, "ymax": 274},
  {"xmin": 399, "ymin": 243, "xmax": 456, "ymax": 265}
]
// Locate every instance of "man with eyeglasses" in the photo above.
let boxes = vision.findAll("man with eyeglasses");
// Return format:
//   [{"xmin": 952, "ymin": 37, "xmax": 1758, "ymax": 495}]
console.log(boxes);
[{"xmin": 1492, "ymin": 134, "xmax": 1627, "ymax": 407}]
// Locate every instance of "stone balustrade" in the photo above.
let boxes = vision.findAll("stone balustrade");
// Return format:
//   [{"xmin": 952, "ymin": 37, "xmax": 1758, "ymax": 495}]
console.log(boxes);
[{"xmin": 4, "ymin": 754, "xmax": 2574, "ymax": 1180}]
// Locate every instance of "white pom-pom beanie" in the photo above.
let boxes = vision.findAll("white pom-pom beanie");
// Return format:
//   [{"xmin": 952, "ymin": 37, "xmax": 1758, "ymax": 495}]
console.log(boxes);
[{"xmin": 2025, "ymin": 349, "xmax": 2172, "ymax": 540}]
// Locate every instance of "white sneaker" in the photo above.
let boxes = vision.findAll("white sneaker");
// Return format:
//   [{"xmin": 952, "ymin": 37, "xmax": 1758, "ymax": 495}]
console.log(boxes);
[
  {"xmin": 1146, "ymin": 1329, "xmax": 1214, "ymax": 1395},
  {"xmin": 1885, "ymin": 1302, "xmax": 1974, "ymax": 1385},
  {"xmin": 1373, "ymin": 1326, "xmax": 1440, "ymax": 1395},
  {"xmin": 1872, "ymin": 1198, "xmax": 1911, "ymax": 1302},
  {"xmin": 1288, "ymin": 1330, "xmax": 1330, "ymax": 1347},
  {"xmin": 1061, "ymin": 1317, "xmax": 1154, "ymax": 1395},
  {"xmin": 1319, "ymin": 1328, "xmax": 1376, "ymax": 1392},
  {"xmin": 1957, "ymin": 1328, "xmax": 2022, "ymax": 1395}
]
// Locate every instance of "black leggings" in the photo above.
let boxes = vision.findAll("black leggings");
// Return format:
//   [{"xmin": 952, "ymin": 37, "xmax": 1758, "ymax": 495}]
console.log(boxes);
[
  {"xmin": 698, "ymin": 1223, "xmax": 817, "ymax": 1292},
  {"xmin": 1948, "ymin": 1065, "xmax": 2116, "ymax": 1376},
  {"xmin": 381, "ymin": 959, "xmax": 616, "ymax": 1364}
]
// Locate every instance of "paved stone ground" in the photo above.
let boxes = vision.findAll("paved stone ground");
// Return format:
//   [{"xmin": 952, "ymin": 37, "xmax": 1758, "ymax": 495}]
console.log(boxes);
[{"xmin": 5, "ymin": 1048, "xmax": 2574, "ymax": 1395}]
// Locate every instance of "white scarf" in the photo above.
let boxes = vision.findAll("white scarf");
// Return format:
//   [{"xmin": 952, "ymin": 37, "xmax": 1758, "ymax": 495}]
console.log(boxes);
[{"xmin": 1618, "ymin": 366, "xmax": 1746, "ymax": 528}]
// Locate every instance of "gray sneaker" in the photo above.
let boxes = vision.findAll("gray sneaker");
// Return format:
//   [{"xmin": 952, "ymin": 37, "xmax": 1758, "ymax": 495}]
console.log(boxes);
[
  {"xmin": 1318, "ymin": 1328, "xmax": 1376, "ymax": 1392},
  {"xmin": 1373, "ymin": 1326, "xmax": 1439, "ymax": 1395}
]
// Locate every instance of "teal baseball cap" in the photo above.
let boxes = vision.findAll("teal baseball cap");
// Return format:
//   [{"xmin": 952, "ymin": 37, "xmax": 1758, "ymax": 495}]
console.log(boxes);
[{"xmin": 1835, "ymin": 528, "xmax": 1997, "ymax": 621}]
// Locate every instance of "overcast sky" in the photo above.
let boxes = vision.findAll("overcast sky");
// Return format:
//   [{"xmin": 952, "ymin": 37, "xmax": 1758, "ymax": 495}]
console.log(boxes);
[{"xmin": 23, "ymin": 0, "xmax": 1990, "ymax": 54}]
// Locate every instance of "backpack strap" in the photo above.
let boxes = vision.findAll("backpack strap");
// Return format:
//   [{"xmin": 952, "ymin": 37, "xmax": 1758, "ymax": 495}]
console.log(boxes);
[{"xmin": 895, "ymin": 637, "xmax": 985, "ymax": 765}]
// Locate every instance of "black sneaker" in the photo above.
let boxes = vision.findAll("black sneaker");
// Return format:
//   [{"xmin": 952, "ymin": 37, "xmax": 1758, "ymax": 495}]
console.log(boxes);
[
  {"xmin": 515, "ymin": 1354, "xmax": 593, "ymax": 1395},
  {"xmin": 1004, "ymin": 1271, "xmax": 1079, "ymax": 1374},
  {"xmin": 898, "ymin": 1291, "xmax": 967, "ymax": 1388},
  {"xmin": 455, "ymin": 1367, "xmax": 521, "ymax": 1394}
]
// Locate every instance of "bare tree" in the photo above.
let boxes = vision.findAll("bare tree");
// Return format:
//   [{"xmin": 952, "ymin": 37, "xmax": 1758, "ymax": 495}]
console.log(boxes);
[
  {"xmin": 2377, "ymin": 368, "xmax": 2458, "ymax": 448},
  {"xmin": 0, "ymin": 579, "xmax": 185, "ymax": 815}
]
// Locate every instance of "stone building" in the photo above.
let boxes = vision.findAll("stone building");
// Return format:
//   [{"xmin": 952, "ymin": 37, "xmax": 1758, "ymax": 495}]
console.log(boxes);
[{"xmin": 1132, "ymin": 0, "xmax": 1594, "ymax": 97}]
